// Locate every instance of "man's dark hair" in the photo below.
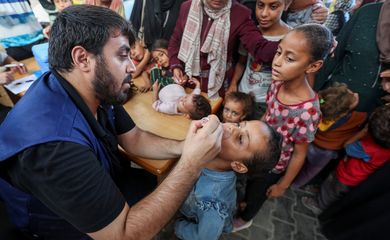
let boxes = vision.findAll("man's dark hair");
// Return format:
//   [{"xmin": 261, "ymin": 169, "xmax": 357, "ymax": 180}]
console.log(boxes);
[
  {"xmin": 245, "ymin": 122, "xmax": 282, "ymax": 178},
  {"xmin": 188, "ymin": 95, "xmax": 212, "ymax": 120},
  {"xmin": 49, "ymin": 5, "xmax": 135, "ymax": 72},
  {"xmin": 368, "ymin": 105, "xmax": 390, "ymax": 148}
]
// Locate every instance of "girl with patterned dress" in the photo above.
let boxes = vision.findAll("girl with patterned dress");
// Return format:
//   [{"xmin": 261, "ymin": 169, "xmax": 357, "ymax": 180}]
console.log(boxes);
[{"xmin": 233, "ymin": 24, "xmax": 333, "ymax": 231}]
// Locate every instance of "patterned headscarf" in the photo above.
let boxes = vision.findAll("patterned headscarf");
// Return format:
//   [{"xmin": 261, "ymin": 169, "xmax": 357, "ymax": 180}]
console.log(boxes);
[{"xmin": 178, "ymin": 0, "xmax": 231, "ymax": 98}]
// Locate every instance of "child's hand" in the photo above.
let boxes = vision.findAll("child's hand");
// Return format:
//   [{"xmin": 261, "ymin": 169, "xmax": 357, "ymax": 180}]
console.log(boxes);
[
  {"xmin": 139, "ymin": 81, "xmax": 151, "ymax": 93},
  {"xmin": 266, "ymin": 183, "xmax": 287, "ymax": 198},
  {"xmin": 188, "ymin": 78, "xmax": 200, "ymax": 88},
  {"xmin": 43, "ymin": 25, "xmax": 51, "ymax": 39},
  {"xmin": 173, "ymin": 68, "xmax": 187, "ymax": 85},
  {"xmin": 226, "ymin": 84, "xmax": 237, "ymax": 95},
  {"xmin": 0, "ymin": 71, "xmax": 14, "ymax": 85}
]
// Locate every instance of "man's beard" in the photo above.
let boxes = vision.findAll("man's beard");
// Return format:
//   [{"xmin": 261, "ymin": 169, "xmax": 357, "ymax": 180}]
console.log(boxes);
[{"xmin": 92, "ymin": 55, "xmax": 133, "ymax": 105}]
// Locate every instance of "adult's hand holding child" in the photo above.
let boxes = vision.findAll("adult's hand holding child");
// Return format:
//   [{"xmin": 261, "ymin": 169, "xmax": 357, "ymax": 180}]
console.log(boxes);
[{"xmin": 181, "ymin": 115, "xmax": 223, "ymax": 169}]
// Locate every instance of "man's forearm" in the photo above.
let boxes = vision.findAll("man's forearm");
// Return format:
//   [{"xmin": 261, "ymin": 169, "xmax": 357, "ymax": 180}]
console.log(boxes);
[
  {"xmin": 118, "ymin": 127, "xmax": 183, "ymax": 159},
  {"xmin": 124, "ymin": 156, "xmax": 200, "ymax": 239},
  {"xmin": 89, "ymin": 156, "xmax": 200, "ymax": 240}
]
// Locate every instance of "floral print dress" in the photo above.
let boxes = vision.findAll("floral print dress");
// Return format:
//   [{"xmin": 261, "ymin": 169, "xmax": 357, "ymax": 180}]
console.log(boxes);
[{"xmin": 265, "ymin": 81, "xmax": 321, "ymax": 172}]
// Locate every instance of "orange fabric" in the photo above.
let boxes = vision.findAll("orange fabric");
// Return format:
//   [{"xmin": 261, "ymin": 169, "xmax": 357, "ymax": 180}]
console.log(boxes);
[{"xmin": 314, "ymin": 111, "xmax": 367, "ymax": 150}]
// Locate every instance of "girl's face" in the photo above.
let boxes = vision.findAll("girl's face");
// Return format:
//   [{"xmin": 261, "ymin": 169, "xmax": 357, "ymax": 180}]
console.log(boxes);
[
  {"xmin": 54, "ymin": 0, "xmax": 72, "ymax": 12},
  {"xmin": 130, "ymin": 40, "xmax": 145, "ymax": 62},
  {"xmin": 255, "ymin": 0, "xmax": 286, "ymax": 30},
  {"xmin": 152, "ymin": 49, "xmax": 169, "ymax": 68},
  {"xmin": 222, "ymin": 100, "xmax": 246, "ymax": 123},
  {"xmin": 272, "ymin": 31, "xmax": 321, "ymax": 82}
]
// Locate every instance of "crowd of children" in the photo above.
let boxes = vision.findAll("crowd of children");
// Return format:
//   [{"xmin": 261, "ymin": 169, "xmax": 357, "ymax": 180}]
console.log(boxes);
[{"xmin": 1, "ymin": 0, "xmax": 389, "ymax": 239}]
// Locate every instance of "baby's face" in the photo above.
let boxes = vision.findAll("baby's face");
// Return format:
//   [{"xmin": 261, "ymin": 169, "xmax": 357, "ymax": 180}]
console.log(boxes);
[
  {"xmin": 130, "ymin": 41, "xmax": 145, "ymax": 62},
  {"xmin": 222, "ymin": 100, "xmax": 245, "ymax": 123},
  {"xmin": 177, "ymin": 94, "xmax": 195, "ymax": 114}
]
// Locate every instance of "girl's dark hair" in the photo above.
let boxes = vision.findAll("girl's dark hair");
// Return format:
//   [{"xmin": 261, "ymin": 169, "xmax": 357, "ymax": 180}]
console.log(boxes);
[
  {"xmin": 224, "ymin": 92, "xmax": 254, "ymax": 120},
  {"xmin": 151, "ymin": 39, "xmax": 169, "ymax": 52},
  {"xmin": 292, "ymin": 23, "xmax": 333, "ymax": 61},
  {"xmin": 318, "ymin": 82, "xmax": 355, "ymax": 123},
  {"xmin": 49, "ymin": 5, "xmax": 134, "ymax": 72},
  {"xmin": 368, "ymin": 105, "xmax": 390, "ymax": 148}
]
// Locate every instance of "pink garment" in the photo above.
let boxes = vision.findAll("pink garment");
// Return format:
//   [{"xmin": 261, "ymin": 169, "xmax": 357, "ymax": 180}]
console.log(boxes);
[
  {"xmin": 152, "ymin": 84, "xmax": 201, "ymax": 115},
  {"xmin": 265, "ymin": 81, "xmax": 321, "ymax": 172}
]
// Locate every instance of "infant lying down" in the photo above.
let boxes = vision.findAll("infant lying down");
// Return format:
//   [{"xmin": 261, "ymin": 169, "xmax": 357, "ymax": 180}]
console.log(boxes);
[{"xmin": 152, "ymin": 78, "xmax": 211, "ymax": 120}]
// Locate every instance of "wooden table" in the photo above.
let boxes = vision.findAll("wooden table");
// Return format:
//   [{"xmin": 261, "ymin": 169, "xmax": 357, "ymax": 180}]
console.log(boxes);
[
  {"xmin": 3, "ymin": 57, "xmax": 41, "ymax": 103},
  {"xmin": 122, "ymin": 77, "xmax": 223, "ymax": 179}
]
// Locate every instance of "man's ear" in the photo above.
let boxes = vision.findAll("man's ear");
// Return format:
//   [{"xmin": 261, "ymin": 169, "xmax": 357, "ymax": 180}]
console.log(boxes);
[
  {"xmin": 305, "ymin": 60, "xmax": 324, "ymax": 74},
  {"xmin": 231, "ymin": 161, "xmax": 248, "ymax": 174},
  {"xmin": 71, "ymin": 46, "xmax": 92, "ymax": 72}
]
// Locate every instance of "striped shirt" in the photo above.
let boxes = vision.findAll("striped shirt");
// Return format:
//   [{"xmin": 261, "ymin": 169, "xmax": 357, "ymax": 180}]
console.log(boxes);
[{"xmin": 0, "ymin": 0, "xmax": 43, "ymax": 48}]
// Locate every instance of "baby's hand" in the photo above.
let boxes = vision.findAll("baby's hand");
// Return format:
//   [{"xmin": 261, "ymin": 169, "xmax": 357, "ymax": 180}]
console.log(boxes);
[{"xmin": 188, "ymin": 77, "xmax": 200, "ymax": 88}]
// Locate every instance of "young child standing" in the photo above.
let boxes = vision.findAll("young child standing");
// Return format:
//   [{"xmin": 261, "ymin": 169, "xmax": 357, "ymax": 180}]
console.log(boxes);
[
  {"xmin": 302, "ymin": 104, "xmax": 390, "ymax": 214},
  {"xmin": 175, "ymin": 120, "xmax": 282, "ymax": 240},
  {"xmin": 233, "ymin": 24, "xmax": 333, "ymax": 231},
  {"xmin": 229, "ymin": 0, "xmax": 291, "ymax": 118},
  {"xmin": 292, "ymin": 82, "xmax": 365, "ymax": 187},
  {"xmin": 222, "ymin": 92, "xmax": 254, "ymax": 123}
]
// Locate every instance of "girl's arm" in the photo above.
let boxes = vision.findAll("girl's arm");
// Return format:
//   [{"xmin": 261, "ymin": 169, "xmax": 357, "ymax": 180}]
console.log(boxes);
[
  {"xmin": 267, "ymin": 142, "xmax": 309, "ymax": 198},
  {"xmin": 227, "ymin": 54, "xmax": 247, "ymax": 94}
]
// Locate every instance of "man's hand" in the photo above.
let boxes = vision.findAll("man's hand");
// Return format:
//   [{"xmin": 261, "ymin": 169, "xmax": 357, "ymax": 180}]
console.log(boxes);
[
  {"xmin": 311, "ymin": 3, "xmax": 329, "ymax": 24},
  {"xmin": 173, "ymin": 68, "xmax": 187, "ymax": 85},
  {"xmin": 0, "ymin": 71, "xmax": 14, "ymax": 85},
  {"xmin": 181, "ymin": 115, "xmax": 223, "ymax": 168}
]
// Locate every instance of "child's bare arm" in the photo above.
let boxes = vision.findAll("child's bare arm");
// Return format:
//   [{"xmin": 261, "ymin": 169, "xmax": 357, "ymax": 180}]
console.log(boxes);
[
  {"xmin": 152, "ymin": 81, "xmax": 160, "ymax": 102},
  {"xmin": 227, "ymin": 55, "xmax": 247, "ymax": 94},
  {"xmin": 132, "ymin": 49, "xmax": 151, "ymax": 78},
  {"xmin": 344, "ymin": 126, "xmax": 368, "ymax": 147},
  {"xmin": 267, "ymin": 142, "xmax": 309, "ymax": 198}
]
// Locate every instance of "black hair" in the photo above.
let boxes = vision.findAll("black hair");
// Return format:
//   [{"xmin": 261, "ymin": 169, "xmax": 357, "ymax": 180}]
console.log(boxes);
[
  {"xmin": 292, "ymin": 23, "xmax": 333, "ymax": 61},
  {"xmin": 151, "ymin": 39, "xmax": 169, "ymax": 52},
  {"xmin": 189, "ymin": 95, "xmax": 212, "ymax": 120},
  {"xmin": 368, "ymin": 105, "xmax": 390, "ymax": 148},
  {"xmin": 49, "ymin": 5, "xmax": 135, "ymax": 72},
  {"xmin": 245, "ymin": 122, "xmax": 282, "ymax": 178}
]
